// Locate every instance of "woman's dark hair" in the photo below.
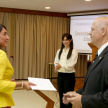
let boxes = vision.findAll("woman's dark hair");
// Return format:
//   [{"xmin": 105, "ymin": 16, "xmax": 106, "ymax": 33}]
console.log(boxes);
[
  {"xmin": 0, "ymin": 24, "xmax": 6, "ymax": 49},
  {"xmin": 59, "ymin": 33, "xmax": 73, "ymax": 60},
  {"xmin": 0, "ymin": 24, "xmax": 6, "ymax": 32}
]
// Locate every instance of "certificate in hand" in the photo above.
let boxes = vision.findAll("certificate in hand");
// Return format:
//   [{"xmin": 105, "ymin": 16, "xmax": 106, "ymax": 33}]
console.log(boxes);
[{"xmin": 28, "ymin": 77, "xmax": 57, "ymax": 91}]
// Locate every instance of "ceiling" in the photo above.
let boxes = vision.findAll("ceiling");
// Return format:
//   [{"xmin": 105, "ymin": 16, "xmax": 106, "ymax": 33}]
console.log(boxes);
[{"xmin": 0, "ymin": 0, "xmax": 108, "ymax": 13}]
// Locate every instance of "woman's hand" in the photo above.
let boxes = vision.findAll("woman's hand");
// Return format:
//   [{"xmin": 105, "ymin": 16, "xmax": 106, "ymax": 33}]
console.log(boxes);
[
  {"xmin": 54, "ymin": 68, "xmax": 58, "ymax": 73},
  {"xmin": 23, "ymin": 81, "xmax": 36, "ymax": 91},
  {"xmin": 56, "ymin": 63, "xmax": 61, "ymax": 70}
]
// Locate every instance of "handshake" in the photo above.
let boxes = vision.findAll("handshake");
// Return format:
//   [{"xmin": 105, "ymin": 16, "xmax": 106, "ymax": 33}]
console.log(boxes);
[{"xmin": 62, "ymin": 92, "xmax": 82, "ymax": 108}]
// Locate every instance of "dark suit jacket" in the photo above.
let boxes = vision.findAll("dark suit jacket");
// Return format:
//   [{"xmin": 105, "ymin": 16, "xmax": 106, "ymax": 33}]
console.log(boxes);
[{"xmin": 76, "ymin": 46, "xmax": 108, "ymax": 108}]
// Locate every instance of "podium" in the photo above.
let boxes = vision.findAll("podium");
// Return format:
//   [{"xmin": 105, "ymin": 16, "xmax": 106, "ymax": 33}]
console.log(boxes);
[{"xmin": 88, "ymin": 43, "xmax": 98, "ymax": 61}]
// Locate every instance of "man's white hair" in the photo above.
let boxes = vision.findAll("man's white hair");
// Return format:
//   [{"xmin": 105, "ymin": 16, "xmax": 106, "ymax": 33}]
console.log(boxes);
[{"xmin": 95, "ymin": 17, "xmax": 108, "ymax": 35}]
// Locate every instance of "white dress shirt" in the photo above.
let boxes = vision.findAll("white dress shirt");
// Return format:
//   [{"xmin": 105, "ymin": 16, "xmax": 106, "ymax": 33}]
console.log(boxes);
[
  {"xmin": 54, "ymin": 48, "xmax": 78, "ymax": 73},
  {"xmin": 98, "ymin": 42, "xmax": 108, "ymax": 56}
]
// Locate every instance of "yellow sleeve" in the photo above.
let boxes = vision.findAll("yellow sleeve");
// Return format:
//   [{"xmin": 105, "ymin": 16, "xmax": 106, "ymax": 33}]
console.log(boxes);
[
  {"xmin": 0, "ymin": 50, "xmax": 16, "ymax": 95},
  {"xmin": 0, "ymin": 50, "xmax": 7, "ymax": 79}
]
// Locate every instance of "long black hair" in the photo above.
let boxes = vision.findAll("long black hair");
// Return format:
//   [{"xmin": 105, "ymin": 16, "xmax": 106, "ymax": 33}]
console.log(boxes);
[
  {"xmin": 0, "ymin": 24, "xmax": 6, "ymax": 32},
  {"xmin": 58, "ymin": 33, "xmax": 73, "ymax": 60}
]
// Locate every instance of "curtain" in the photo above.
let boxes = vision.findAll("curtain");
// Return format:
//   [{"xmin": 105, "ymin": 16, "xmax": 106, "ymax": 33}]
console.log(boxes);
[
  {"xmin": 0, "ymin": 12, "xmax": 11, "ymax": 59},
  {"xmin": 0, "ymin": 12, "xmax": 87, "ymax": 79},
  {"xmin": 13, "ymin": 13, "xmax": 70, "ymax": 79}
]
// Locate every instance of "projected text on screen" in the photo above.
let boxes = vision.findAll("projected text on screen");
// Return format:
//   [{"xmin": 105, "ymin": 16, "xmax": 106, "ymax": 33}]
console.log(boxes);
[{"xmin": 70, "ymin": 15, "xmax": 108, "ymax": 53}]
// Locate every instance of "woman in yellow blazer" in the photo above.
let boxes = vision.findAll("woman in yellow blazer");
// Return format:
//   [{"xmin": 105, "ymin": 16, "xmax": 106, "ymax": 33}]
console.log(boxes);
[{"xmin": 0, "ymin": 24, "xmax": 36, "ymax": 108}]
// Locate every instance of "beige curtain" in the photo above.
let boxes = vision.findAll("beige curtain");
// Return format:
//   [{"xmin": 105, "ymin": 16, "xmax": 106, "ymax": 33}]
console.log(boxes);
[
  {"xmin": 12, "ymin": 14, "xmax": 70, "ymax": 79},
  {"xmin": 0, "ymin": 12, "xmax": 11, "ymax": 59},
  {"xmin": 0, "ymin": 12, "xmax": 87, "ymax": 79}
]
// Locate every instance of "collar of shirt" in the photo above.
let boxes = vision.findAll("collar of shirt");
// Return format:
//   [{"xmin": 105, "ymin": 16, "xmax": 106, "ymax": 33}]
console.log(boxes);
[
  {"xmin": 98, "ymin": 42, "xmax": 108, "ymax": 56},
  {"xmin": 63, "ymin": 48, "xmax": 69, "ymax": 53}
]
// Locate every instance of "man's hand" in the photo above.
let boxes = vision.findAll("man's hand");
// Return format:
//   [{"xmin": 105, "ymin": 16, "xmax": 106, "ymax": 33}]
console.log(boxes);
[
  {"xmin": 67, "ymin": 93, "xmax": 82, "ymax": 108},
  {"xmin": 62, "ymin": 91, "xmax": 76, "ymax": 104}
]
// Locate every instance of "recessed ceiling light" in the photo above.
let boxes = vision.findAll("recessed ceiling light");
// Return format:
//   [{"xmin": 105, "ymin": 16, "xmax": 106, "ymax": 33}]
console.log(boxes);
[
  {"xmin": 45, "ymin": 7, "xmax": 50, "ymax": 9},
  {"xmin": 85, "ymin": 0, "xmax": 91, "ymax": 1}
]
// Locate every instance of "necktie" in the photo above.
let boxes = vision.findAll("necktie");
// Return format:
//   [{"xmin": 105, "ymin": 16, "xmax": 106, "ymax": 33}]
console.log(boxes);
[
  {"xmin": 93, "ymin": 52, "xmax": 98, "ymax": 63},
  {"xmin": 85, "ymin": 52, "xmax": 98, "ymax": 81},
  {"xmin": 87, "ymin": 52, "xmax": 98, "ymax": 70}
]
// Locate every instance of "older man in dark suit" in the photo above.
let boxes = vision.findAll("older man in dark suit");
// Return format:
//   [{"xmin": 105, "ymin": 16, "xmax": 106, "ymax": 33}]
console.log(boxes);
[{"xmin": 63, "ymin": 16, "xmax": 108, "ymax": 108}]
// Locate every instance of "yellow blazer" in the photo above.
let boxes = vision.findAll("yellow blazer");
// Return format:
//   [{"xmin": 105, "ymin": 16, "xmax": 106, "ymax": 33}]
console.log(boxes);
[{"xmin": 0, "ymin": 50, "xmax": 16, "ymax": 107}]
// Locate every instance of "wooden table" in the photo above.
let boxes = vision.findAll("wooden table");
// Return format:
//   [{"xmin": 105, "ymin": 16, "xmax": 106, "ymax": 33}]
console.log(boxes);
[{"xmin": 34, "ymin": 90, "xmax": 54, "ymax": 108}]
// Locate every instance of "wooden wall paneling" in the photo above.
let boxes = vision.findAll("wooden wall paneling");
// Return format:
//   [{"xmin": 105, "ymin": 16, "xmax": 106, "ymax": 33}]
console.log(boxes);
[{"xmin": 0, "ymin": 7, "xmax": 69, "ymax": 17}]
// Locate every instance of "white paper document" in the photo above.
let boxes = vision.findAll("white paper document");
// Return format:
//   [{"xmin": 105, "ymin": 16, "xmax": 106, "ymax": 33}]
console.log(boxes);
[{"xmin": 28, "ymin": 77, "xmax": 57, "ymax": 91}]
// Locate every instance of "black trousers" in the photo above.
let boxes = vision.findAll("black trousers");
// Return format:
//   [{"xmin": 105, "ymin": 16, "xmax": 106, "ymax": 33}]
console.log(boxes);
[{"xmin": 57, "ymin": 72, "xmax": 75, "ymax": 108}]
